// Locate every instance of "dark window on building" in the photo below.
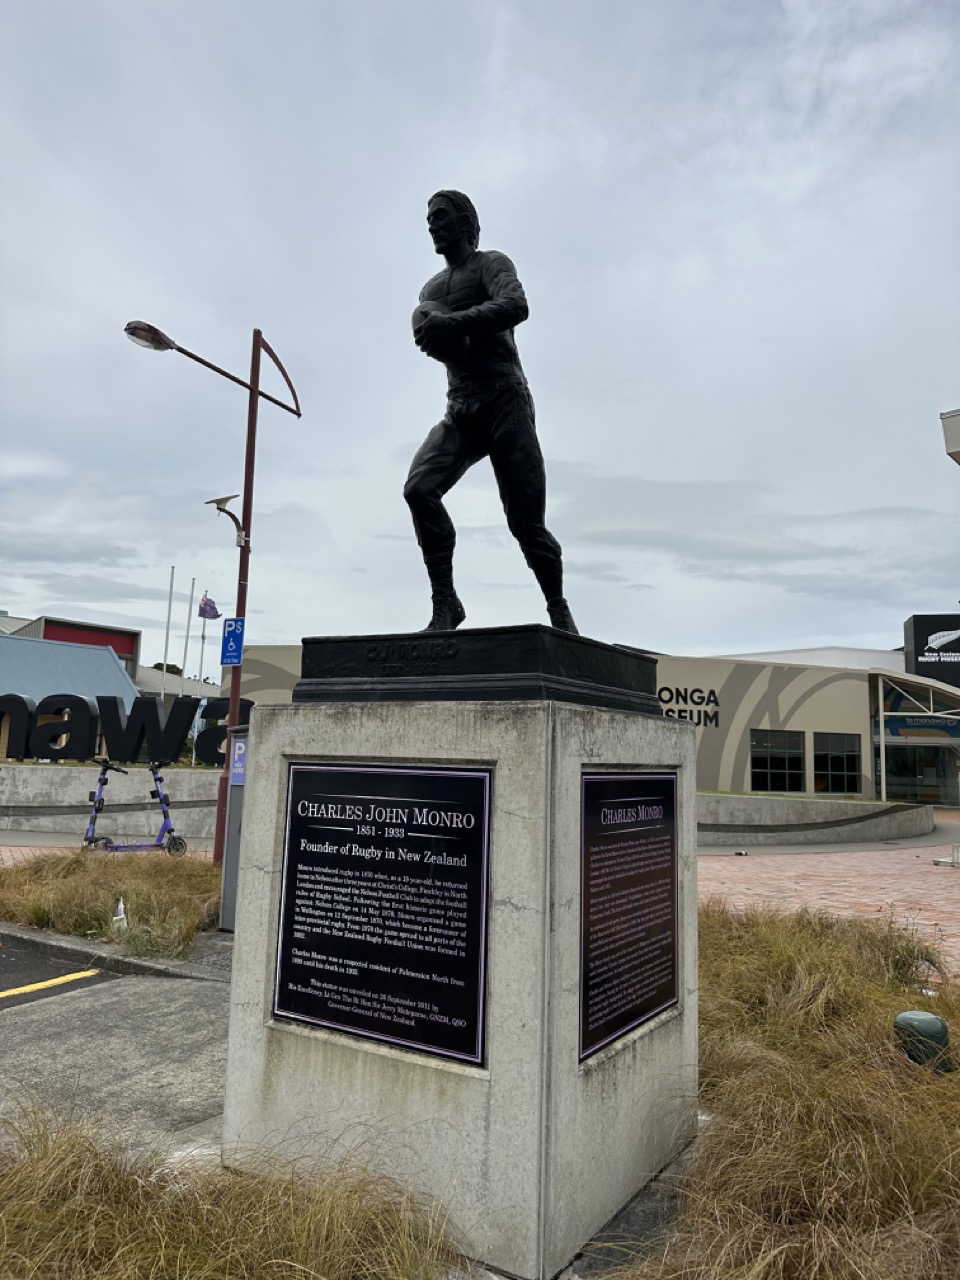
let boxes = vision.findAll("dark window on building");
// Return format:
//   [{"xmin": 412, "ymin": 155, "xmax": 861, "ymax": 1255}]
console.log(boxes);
[
  {"xmin": 750, "ymin": 729, "xmax": 805, "ymax": 792},
  {"xmin": 814, "ymin": 733, "xmax": 861, "ymax": 794}
]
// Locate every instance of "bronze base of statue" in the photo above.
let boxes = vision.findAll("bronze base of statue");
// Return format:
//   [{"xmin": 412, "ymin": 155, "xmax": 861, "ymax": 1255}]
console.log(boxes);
[{"xmin": 294, "ymin": 625, "xmax": 659, "ymax": 717}]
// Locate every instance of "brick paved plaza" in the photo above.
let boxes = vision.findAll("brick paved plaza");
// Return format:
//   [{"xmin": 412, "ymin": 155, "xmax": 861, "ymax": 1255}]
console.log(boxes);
[
  {"xmin": 699, "ymin": 819, "xmax": 960, "ymax": 974},
  {"xmin": 699, "ymin": 850, "xmax": 960, "ymax": 972}
]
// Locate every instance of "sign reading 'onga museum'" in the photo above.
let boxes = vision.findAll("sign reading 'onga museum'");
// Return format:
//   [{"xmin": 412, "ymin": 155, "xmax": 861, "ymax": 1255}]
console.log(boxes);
[
  {"xmin": 274, "ymin": 763, "xmax": 491, "ymax": 1064},
  {"xmin": 579, "ymin": 772, "xmax": 679, "ymax": 1061}
]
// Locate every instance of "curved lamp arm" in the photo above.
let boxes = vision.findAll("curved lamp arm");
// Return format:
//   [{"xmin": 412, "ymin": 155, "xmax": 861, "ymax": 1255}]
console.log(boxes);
[
  {"xmin": 258, "ymin": 334, "xmax": 301, "ymax": 418},
  {"xmin": 124, "ymin": 321, "xmax": 302, "ymax": 418},
  {"xmin": 204, "ymin": 497, "xmax": 246, "ymax": 547}
]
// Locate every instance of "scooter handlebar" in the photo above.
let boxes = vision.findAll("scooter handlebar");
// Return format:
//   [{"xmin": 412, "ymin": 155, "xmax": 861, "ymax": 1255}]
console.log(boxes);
[{"xmin": 90, "ymin": 758, "xmax": 128, "ymax": 775}]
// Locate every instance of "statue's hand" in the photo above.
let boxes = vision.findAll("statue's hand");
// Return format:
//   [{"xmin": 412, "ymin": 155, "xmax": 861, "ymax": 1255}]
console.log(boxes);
[{"xmin": 414, "ymin": 309, "xmax": 455, "ymax": 355}]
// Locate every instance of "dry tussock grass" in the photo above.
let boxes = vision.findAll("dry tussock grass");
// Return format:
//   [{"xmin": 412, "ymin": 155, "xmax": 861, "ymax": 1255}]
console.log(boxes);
[
  {"xmin": 0, "ymin": 1103, "xmax": 458, "ymax": 1279},
  {"xmin": 0, "ymin": 850, "xmax": 220, "ymax": 957},
  {"xmin": 620, "ymin": 902, "xmax": 960, "ymax": 1280}
]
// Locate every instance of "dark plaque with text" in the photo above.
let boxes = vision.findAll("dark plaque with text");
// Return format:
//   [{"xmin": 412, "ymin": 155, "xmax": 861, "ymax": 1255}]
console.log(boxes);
[
  {"xmin": 579, "ymin": 772, "xmax": 678, "ymax": 1061},
  {"xmin": 274, "ymin": 763, "xmax": 491, "ymax": 1064}
]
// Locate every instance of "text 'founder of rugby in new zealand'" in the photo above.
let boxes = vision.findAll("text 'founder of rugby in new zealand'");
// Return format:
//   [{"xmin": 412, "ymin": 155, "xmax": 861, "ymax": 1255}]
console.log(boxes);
[{"xmin": 405, "ymin": 190, "xmax": 578, "ymax": 634}]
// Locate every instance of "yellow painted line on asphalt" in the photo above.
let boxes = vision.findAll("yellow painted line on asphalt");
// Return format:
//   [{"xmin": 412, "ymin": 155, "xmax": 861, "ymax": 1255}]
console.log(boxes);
[{"xmin": 0, "ymin": 969, "xmax": 100, "ymax": 1000}]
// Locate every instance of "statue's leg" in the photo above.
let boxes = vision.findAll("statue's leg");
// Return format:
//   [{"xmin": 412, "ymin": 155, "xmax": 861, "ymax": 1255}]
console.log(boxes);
[
  {"xmin": 404, "ymin": 407, "xmax": 481, "ymax": 630},
  {"xmin": 487, "ymin": 384, "xmax": 579, "ymax": 634}
]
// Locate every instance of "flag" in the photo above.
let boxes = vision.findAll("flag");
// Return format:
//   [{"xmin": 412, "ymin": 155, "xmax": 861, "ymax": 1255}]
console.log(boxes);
[{"xmin": 198, "ymin": 594, "xmax": 221, "ymax": 620}]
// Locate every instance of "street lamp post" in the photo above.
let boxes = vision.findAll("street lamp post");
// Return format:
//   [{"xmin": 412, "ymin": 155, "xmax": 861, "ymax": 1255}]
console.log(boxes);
[{"xmin": 125, "ymin": 321, "xmax": 301, "ymax": 864}]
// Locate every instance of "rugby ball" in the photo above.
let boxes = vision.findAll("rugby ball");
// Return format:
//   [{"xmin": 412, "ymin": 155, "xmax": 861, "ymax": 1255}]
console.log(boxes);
[{"xmin": 411, "ymin": 300, "xmax": 469, "ymax": 363}]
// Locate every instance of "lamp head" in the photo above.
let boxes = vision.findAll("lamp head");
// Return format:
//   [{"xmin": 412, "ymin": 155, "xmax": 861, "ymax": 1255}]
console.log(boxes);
[
  {"xmin": 205, "ymin": 494, "xmax": 241, "ymax": 514},
  {"xmin": 124, "ymin": 321, "xmax": 176, "ymax": 351},
  {"xmin": 942, "ymin": 410, "xmax": 960, "ymax": 466}
]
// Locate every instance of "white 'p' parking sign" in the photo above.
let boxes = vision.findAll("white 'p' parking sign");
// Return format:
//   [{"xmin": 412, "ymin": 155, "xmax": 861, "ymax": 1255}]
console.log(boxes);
[{"xmin": 221, "ymin": 617, "xmax": 245, "ymax": 666}]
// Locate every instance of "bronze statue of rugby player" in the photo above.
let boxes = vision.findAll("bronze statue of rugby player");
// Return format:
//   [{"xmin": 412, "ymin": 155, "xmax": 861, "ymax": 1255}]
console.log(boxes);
[{"xmin": 405, "ymin": 190, "xmax": 578, "ymax": 634}]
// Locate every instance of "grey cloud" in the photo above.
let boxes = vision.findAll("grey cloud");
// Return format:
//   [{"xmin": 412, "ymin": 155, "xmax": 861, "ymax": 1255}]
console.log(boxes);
[
  {"xmin": 579, "ymin": 526, "xmax": 842, "ymax": 565},
  {"xmin": 30, "ymin": 574, "xmax": 195, "ymax": 606},
  {"xmin": 458, "ymin": 525, "xmax": 512, "ymax": 545},
  {"xmin": 563, "ymin": 559, "xmax": 633, "ymax": 584},
  {"xmin": 550, "ymin": 464, "xmax": 848, "ymax": 566},
  {"xmin": 0, "ymin": 452, "xmax": 70, "ymax": 481},
  {"xmin": 797, "ymin": 506, "xmax": 951, "ymax": 528},
  {"xmin": 0, "ymin": 531, "xmax": 131, "ymax": 567}
]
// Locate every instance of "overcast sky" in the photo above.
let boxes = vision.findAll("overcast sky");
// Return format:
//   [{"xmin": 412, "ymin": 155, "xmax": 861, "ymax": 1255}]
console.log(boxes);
[{"xmin": 1, "ymin": 0, "xmax": 958, "ymax": 670}]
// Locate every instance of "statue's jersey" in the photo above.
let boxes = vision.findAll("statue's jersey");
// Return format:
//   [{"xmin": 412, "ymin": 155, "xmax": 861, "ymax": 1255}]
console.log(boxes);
[{"xmin": 419, "ymin": 249, "xmax": 529, "ymax": 393}]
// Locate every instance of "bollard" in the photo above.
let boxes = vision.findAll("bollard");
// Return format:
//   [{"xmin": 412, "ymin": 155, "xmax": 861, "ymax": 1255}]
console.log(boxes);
[{"xmin": 894, "ymin": 1010, "xmax": 953, "ymax": 1072}]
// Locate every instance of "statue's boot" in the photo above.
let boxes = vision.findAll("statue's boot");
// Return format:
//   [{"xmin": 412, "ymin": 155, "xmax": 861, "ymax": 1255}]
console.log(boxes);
[
  {"xmin": 422, "ymin": 593, "xmax": 466, "ymax": 632},
  {"xmin": 546, "ymin": 596, "xmax": 579, "ymax": 635},
  {"xmin": 421, "ymin": 553, "xmax": 465, "ymax": 632}
]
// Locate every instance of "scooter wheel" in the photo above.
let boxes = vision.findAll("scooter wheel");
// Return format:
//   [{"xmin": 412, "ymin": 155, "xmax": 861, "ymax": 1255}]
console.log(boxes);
[
  {"xmin": 92, "ymin": 837, "xmax": 114, "ymax": 851},
  {"xmin": 166, "ymin": 836, "xmax": 187, "ymax": 856}
]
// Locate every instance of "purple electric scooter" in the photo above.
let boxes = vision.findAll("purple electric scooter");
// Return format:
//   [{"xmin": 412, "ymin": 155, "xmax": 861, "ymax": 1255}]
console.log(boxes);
[{"xmin": 83, "ymin": 758, "xmax": 187, "ymax": 855}]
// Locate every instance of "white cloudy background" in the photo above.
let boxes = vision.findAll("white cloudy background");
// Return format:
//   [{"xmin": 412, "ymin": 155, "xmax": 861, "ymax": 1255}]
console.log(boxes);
[{"xmin": 1, "ymin": 0, "xmax": 958, "ymax": 669}]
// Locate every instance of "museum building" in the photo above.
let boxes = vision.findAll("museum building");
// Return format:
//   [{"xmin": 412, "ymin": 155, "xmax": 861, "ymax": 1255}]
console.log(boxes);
[
  {"xmin": 237, "ymin": 633, "xmax": 960, "ymax": 808},
  {"xmin": 654, "ymin": 646, "xmax": 960, "ymax": 807}
]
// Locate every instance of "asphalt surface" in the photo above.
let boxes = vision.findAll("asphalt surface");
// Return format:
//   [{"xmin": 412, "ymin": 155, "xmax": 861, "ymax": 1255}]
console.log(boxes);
[
  {"xmin": 0, "ymin": 936, "xmax": 117, "ymax": 1010},
  {"xmin": 0, "ymin": 937, "xmax": 230, "ymax": 1152}
]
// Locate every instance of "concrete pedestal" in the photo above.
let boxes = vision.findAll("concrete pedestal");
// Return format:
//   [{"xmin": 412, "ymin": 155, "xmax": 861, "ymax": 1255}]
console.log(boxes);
[{"xmin": 222, "ymin": 698, "xmax": 697, "ymax": 1280}]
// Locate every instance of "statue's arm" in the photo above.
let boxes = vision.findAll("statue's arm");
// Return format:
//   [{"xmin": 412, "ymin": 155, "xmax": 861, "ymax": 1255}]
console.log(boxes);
[{"xmin": 447, "ymin": 252, "xmax": 529, "ymax": 335}]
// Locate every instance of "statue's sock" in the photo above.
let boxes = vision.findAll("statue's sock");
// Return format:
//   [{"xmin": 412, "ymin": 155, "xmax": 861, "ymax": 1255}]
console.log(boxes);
[
  {"xmin": 425, "ymin": 554, "xmax": 456, "ymax": 600},
  {"xmin": 527, "ymin": 555, "xmax": 564, "ymax": 604}
]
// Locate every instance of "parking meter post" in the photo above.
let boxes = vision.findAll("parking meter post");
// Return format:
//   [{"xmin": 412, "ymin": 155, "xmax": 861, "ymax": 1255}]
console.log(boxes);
[{"xmin": 220, "ymin": 725, "xmax": 248, "ymax": 932}]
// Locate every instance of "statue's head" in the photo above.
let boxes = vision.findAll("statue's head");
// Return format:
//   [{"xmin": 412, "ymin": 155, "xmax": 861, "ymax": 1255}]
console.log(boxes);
[{"xmin": 427, "ymin": 190, "xmax": 480, "ymax": 254}]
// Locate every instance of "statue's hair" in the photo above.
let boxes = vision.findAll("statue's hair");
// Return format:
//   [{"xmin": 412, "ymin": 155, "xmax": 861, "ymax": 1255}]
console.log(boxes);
[{"xmin": 429, "ymin": 190, "xmax": 480, "ymax": 248}]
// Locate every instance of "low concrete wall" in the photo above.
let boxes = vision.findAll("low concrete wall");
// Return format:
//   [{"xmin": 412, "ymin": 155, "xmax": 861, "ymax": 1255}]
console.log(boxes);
[
  {"xmin": 698, "ymin": 792, "xmax": 934, "ymax": 845},
  {"xmin": 0, "ymin": 766, "xmax": 932, "ymax": 848},
  {"xmin": 0, "ymin": 763, "xmax": 219, "ymax": 840}
]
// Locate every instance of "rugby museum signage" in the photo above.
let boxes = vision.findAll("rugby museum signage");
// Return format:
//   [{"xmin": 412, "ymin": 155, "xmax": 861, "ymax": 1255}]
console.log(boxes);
[{"xmin": 904, "ymin": 615, "xmax": 960, "ymax": 692}]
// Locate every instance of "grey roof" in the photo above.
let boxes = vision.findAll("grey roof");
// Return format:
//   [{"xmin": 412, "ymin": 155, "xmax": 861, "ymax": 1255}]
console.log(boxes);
[
  {"xmin": 713, "ymin": 646, "xmax": 906, "ymax": 673},
  {"xmin": 135, "ymin": 666, "xmax": 222, "ymax": 699},
  {"xmin": 0, "ymin": 633, "xmax": 139, "ymax": 707},
  {"xmin": 0, "ymin": 615, "xmax": 33, "ymax": 634}
]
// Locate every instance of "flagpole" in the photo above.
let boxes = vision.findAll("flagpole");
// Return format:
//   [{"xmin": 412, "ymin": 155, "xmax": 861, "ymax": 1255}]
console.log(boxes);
[
  {"xmin": 194, "ymin": 607, "xmax": 207, "ymax": 767},
  {"xmin": 179, "ymin": 578, "xmax": 196, "ymax": 697},
  {"xmin": 160, "ymin": 565, "xmax": 175, "ymax": 702},
  {"xmin": 198, "ymin": 603, "xmax": 207, "ymax": 689}
]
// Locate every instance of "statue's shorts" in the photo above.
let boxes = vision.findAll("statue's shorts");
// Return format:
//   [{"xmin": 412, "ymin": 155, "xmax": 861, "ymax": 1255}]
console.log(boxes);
[{"xmin": 403, "ymin": 379, "xmax": 563, "ymax": 594}]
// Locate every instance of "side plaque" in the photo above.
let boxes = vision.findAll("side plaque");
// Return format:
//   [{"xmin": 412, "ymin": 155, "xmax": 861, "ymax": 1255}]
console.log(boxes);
[
  {"xmin": 579, "ymin": 772, "xmax": 679, "ymax": 1061},
  {"xmin": 275, "ymin": 763, "xmax": 491, "ymax": 1064}
]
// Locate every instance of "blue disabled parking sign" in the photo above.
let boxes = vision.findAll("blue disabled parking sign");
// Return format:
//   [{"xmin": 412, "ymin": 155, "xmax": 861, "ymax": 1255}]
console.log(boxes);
[{"xmin": 221, "ymin": 617, "xmax": 245, "ymax": 666}]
